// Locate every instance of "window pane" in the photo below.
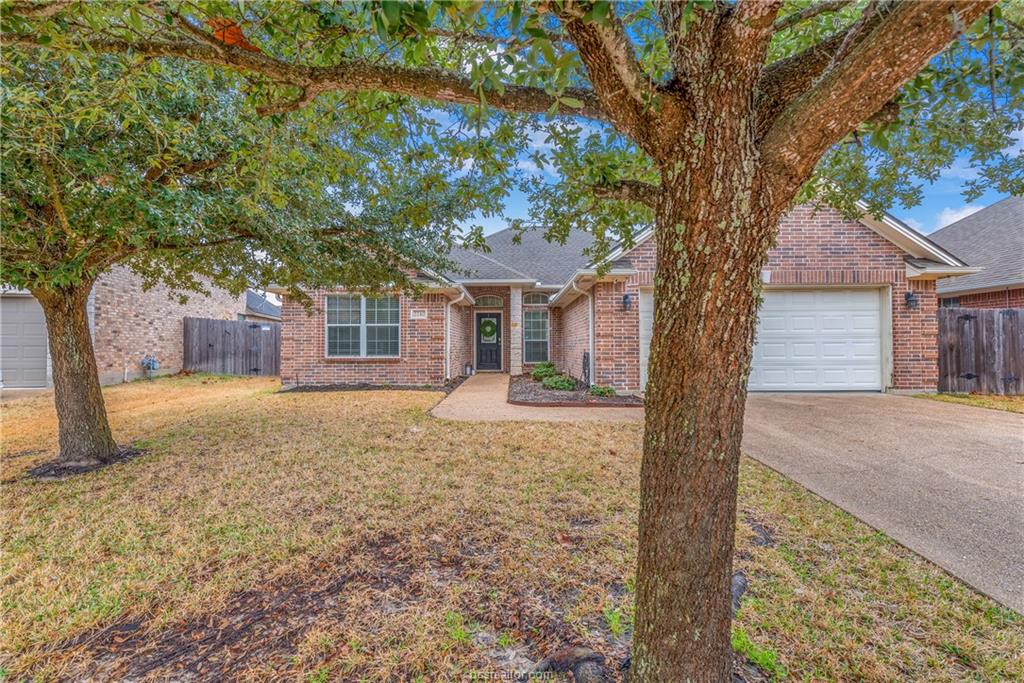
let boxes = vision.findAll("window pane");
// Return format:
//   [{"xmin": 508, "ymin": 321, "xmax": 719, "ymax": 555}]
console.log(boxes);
[
  {"xmin": 327, "ymin": 295, "xmax": 360, "ymax": 325},
  {"xmin": 524, "ymin": 293, "xmax": 549, "ymax": 305},
  {"xmin": 525, "ymin": 340, "xmax": 548, "ymax": 363},
  {"xmin": 327, "ymin": 325, "xmax": 360, "ymax": 356},
  {"xmin": 366, "ymin": 325, "xmax": 400, "ymax": 356},
  {"xmin": 366, "ymin": 296, "xmax": 399, "ymax": 325},
  {"xmin": 476, "ymin": 295, "xmax": 502, "ymax": 308},
  {"xmin": 524, "ymin": 310, "xmax": 548, "ymax": 341}
]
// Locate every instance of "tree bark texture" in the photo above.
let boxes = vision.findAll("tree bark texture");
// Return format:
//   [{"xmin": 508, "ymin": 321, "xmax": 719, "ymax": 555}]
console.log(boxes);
[
  {"xmin": 33, "ymin": 282, "xmax": 119, "ymax": 466},
  {"xmin": 630, "ymin": 99, "xmax": 781, "ymax": 681}
]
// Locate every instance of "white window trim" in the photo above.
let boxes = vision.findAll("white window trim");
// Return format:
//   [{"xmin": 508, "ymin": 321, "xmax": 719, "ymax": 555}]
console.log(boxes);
[
  {"xmin": 325, "ymin": 294, "xmax": 401, "ymax": 358},
  {"xmin": 523, "ymin": 308, "xmax": 550, "ymax": 364},
  {"xmin": 523, "ymin": 292, "xmax": 549, "ymax": 305}
]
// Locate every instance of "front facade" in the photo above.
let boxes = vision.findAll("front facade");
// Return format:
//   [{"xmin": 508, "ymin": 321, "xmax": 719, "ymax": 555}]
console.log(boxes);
[
  {"xmin": 0, "ymin": 266, "xmax": 246, "ymax": 388},
  {"xmin": 277, "ymin": 205, "xmax": 974, "ymax": 393}
]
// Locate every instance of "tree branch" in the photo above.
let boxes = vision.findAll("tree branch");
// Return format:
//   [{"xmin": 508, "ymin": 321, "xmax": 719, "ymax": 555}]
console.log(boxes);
[
  {"xmin": 773, "ymin": 0, "xmax": 854, "ymax": 32},
  {"xmin": 755, "ymin": 8, "xmax": 888, "ymax": 140},
  {"xmin": 760, "ymin": 0, "xmax": 996, "ymax": 208},
  {"xmin": 143, "ymin": 152, "xmax": 231, "ymax": 184},
  {"xmin": 551, "ymin": 1, "xmax": 659, "ymax": 145},
  {"xmin": 1, "ymin": 33, "xmax": 610, "ymax": 122},
  {"xmin": 591, "ymin": 179, "xmax": 661, "ymax": 208}
]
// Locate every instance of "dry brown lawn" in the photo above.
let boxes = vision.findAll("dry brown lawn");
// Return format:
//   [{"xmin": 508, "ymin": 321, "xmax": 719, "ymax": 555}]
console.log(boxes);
[
  {"xmin": 2, "ymin": 375, "xmax": 1021, "ymax": 681},
  {"xmin": 914, "ymin": 392, "xmax": 1024, "ymax": 414}
]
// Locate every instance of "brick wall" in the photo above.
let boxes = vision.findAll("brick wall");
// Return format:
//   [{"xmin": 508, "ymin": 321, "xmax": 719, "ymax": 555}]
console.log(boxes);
[
  {"xmin": 595, "ymin": 206, "xmax": 942, "ymax": 392},
  {"xmin": 280, "ymin": 290, "xmax": 448, "ymax": 386},
  {"xmin": 90, "ymin": 265, "xmax": 245, "ymax": 384},
  {"xmin": 449, "ymin": 302, "xmax": 474, "ymax": 378},
  {"xmin": 943, "ymin": 288, "xmax": 1024, "ymax": 309},
  {"xmin": 558, "ymin": 292, "xmax": 591, "ymax": 383}
]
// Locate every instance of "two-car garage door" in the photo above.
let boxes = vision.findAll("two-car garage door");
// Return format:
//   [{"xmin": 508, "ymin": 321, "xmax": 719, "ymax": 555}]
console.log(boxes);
[{"xmin": 639, "ymin": 288, "xmax": 883, "ymax": 391}]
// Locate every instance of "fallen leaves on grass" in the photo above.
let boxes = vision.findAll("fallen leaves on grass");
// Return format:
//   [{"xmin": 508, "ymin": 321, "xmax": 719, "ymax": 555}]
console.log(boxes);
[{"xmin": 1, "ymin": 375, "xmax": 1021, "ymax": 681}]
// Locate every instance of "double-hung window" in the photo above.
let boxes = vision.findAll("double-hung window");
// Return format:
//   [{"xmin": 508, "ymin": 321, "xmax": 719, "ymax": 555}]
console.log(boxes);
[
  {"xmin": 523, "ymin": 309, "xmax": 549, "ymax": 363},
  {"xmin": 326, "ymin": 295, "xmax": 400, "ymax": 357}
]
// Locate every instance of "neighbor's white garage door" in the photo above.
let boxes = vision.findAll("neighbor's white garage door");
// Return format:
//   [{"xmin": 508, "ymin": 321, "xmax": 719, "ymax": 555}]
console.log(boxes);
[
  {"xmin": 748, "ymin": 289, "xmax": 882, "ymax": 391},
  {"xmin": 638, "ymin": 288, "xmax": 883, "ymax": 391},
  {"xmin": 1, "ymin": 294, "xmax": 49, "ymax": 388}
]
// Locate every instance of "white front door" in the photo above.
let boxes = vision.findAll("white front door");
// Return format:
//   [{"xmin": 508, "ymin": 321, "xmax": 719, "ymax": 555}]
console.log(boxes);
[{"xmin": 748, "ymin": 289, "xmax": 882, "ymax": 391}]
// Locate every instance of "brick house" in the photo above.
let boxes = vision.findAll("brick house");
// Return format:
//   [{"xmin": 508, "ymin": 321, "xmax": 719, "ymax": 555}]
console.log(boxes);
[
  {"xmin": 927, "ymin": 196, "xmax": 1023, "ymax": 309},
  {"xmin": 0, "ymin": 265, "xmax": 246, "ymax": 388},
  {"xmin": 275, "ymin": 205, "xmax": 976, "ymax": 393}
]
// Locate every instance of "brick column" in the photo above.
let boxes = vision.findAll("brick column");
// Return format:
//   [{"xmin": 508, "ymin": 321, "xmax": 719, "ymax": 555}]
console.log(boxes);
[{"xmin": 510, "ymin": 286, "xmax": 523, "ymax": 375}]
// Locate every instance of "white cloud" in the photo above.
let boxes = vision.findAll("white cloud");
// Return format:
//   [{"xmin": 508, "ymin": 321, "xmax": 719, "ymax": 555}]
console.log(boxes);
[
  {"xmin": 904, "ymin": 217, "xmax": 924, "ymax": 231},
  {"xmin": 939, "ymin": 160, "xmax": 979, "ymax": 181},
  {"xmin": 936, "ymin": 205, "xmax": 982, "ymax": 230}
]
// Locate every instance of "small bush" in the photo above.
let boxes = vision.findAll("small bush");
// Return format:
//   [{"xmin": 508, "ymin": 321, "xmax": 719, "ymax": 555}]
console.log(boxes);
[
  {"xmin": 588, "ymin": 385, "xmax": 616, "ymax": 397},
  {"xmin": 531, "ymin": 362, "xmax": 558, "ymax": 381},
  {"xmin": 542, "ymin": 374, "xmax": 576, "ymax": 391}
]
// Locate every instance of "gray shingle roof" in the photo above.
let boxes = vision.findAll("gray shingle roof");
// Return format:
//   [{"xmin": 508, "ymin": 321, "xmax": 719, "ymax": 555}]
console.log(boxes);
[
  {"xmin": 447, "ymin": 228, "xmax": 597, "ymax": 286},
  {"xmin": 245, "ymin": 290, "xmax": 281, "ymax": 319},
  {"xmin": 928, "ymin": 196, "xmax": 1024, "ymax": 295}
]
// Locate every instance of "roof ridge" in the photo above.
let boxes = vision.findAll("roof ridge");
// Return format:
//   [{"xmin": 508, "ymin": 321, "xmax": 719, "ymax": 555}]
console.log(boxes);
[{"xmin": 471, "ymin": 248, "xmax": 534, "ymax": 280}]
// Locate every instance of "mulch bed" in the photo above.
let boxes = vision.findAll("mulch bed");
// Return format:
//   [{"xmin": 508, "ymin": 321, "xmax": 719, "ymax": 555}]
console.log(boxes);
[
  {"xmin": 508, "ymin": 375, "xmax": 644, "ymax": 407},
  {"xmin": 283, "ymin": 375, "xmax": 466, "ymax": 395},
  {"xmin": 24, "ymin": 447, "xmax": 145, "ymax": 482}
]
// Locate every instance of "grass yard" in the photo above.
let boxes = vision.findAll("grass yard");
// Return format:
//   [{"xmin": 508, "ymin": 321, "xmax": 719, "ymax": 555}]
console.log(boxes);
[
  {"xmin": 914, "ymin": 392, "xmax": 1024, "ymax": 414},
  {"xmin": 2, "ymin": 376, "xmax": 1021, "ymax": 681}
]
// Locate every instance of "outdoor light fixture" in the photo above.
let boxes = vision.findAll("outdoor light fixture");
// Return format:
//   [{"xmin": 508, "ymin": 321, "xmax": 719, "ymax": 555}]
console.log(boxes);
[
  {"xmin": 622, "ymin": 293, "xmax": 633, "ymax": 311},
  {"xmin": 905, "ymin": 291, "xmax": 919, "ymax": 309}
]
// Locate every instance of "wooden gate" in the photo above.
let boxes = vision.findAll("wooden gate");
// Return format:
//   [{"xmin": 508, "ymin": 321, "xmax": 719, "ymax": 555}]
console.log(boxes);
[
  {"xmin": 938, "ymin": 308, "xmax": 1023, "ymax": 395},
  {"xmin": 183, "ymin": 317, "xmax": 281, "ymax": 376}
]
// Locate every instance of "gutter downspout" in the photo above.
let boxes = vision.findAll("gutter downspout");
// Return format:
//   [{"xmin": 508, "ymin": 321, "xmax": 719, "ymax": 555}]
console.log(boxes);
[
  {"xmin": 445, "ymin": 290, "xmax": 467, "ymax": 380},
  {"xmin": 570, "ymin": 280, "xmax": 595, "ymax": 386}
]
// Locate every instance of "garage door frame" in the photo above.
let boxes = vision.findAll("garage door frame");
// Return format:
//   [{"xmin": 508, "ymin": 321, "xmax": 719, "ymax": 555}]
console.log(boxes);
[
  {"xmin": 638, "ymin": 284, "xmax": 893, "ymax": 392},
  {"xmin": 1, "ymin": 291, "xmax": 52, "ymax": 389}
]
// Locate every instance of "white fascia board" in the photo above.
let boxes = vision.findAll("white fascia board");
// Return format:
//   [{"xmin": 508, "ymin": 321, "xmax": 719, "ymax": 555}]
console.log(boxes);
[
  {"xmin": 905, "ymin": 263, "xmax": 982, "ymax": 280},
  {"xmin": 855, "ymin": 202, "xmax": 966, "ymax": 267},
  {"xmin": 456, "ymin": 278, "xmax": 538, "ymax": 285},
  {"xmin": 549, "ymin": 268, "xmax": 637, "ymax": 305}
]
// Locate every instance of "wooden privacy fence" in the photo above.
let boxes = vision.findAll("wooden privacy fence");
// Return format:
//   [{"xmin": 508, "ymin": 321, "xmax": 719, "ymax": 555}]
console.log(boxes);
[
  {"xmin": 938, "ymin": 308, "xmax": 1023, "ymax": 395},
  {"xmin": 184, "ymin": 317, "xmax": 281, "ymax": 377}
]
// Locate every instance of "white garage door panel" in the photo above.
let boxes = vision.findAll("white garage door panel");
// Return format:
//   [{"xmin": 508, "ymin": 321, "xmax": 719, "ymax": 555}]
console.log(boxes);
[
  {"xmin": 748, "ymin": 289, "xmax": 882, "ymax": 391},
  {"xmin": 1, "ymin": 295, "xmax": 49, "ymax": 388}
]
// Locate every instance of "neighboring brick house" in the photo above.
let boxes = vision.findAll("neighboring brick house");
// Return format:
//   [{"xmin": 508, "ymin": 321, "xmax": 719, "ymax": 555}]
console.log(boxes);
[
  {"xmin": 927, "ymin": 196, "xmax": 1024, "ymax": 309},
  {"xmin": 274, "ymin": 204, "xmax": 975, "ymax": 393},
  {"xmin": 0, "ymin": 265, "xmax": 246, "ymax": 388}
]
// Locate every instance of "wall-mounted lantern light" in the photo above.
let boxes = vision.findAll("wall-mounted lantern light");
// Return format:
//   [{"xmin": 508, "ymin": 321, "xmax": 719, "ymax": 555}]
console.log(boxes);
[
  {"xmin": 904, "ymin": 291, "xmax": 919, "ymax": 310},
  {"xmin": 622, "ymin": 293, "xmax": 633, "ymax": 311}
]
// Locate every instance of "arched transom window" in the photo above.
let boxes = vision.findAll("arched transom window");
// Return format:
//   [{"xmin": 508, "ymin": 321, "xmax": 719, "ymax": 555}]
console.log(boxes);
[
  {"xmin": 523, "ymin": 292, "xmax": 549, "ymax": 305},
  {"xmin": 475, "ymin": 295, "xmax": 502, "ymax": 308}
]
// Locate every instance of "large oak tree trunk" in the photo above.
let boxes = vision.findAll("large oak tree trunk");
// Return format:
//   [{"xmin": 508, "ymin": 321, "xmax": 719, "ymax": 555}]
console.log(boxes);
[
  {"xmin": 33, "ymin": 282, "xmax": 119, "ymax": 467},
  {"xmin": 630, "ymin": 109, "xmax": 781, "ymax": 680}
]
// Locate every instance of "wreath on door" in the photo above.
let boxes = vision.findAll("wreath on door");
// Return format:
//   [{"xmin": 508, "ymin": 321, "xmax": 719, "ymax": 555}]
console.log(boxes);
[{"xmin": 479, "ymin": 319, "xmax": 498, "ymax": 338}]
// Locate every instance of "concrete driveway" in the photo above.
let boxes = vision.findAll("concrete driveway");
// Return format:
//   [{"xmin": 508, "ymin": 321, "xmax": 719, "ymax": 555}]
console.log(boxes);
[{"xmin": 742, "ymin": 393, "xmax": 1024, "ymax": 612}]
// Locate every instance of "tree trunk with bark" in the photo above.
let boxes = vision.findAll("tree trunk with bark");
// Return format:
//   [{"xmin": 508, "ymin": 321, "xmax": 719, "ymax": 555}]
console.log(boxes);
[
  {"xmin": 630, "ymin": 103, "xmax": 781, "ymax": 681},
  {"xmin": 33, "ymin": 282, "xmax": 119, "ymax": 467}
]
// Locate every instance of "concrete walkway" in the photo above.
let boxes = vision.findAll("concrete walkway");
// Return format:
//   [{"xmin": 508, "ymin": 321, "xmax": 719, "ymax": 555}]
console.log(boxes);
[
  {"xmin": 743, "ymin": 393, "xmax": 1024, "ymax": 613},
  {"xmin": 431, "ymin": 373, "xmax": 643, "ymax": 422}
]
